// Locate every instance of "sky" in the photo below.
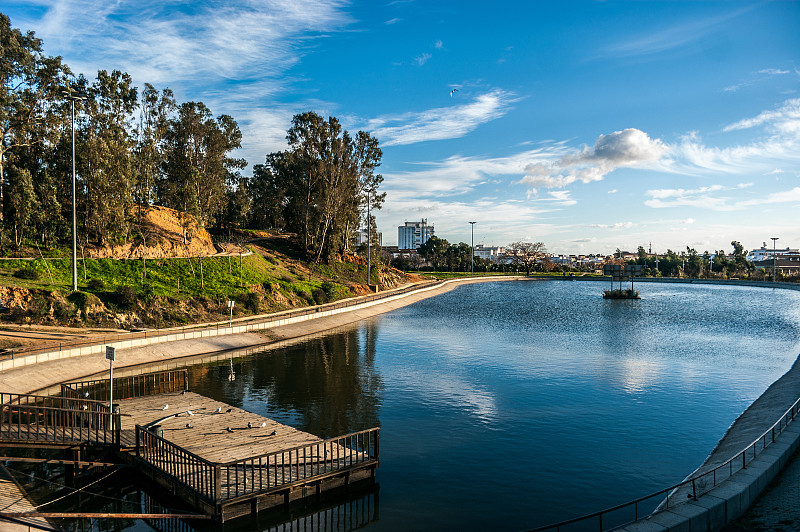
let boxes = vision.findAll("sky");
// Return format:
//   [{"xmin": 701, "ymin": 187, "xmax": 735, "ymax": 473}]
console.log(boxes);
[{"xmin": 5, "ymin": 1, "xmax": 800, "ymax": 254}]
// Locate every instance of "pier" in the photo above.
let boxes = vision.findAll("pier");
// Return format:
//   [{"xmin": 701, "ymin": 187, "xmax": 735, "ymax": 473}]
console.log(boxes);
[{"xmin": 1, "ymin": 369, "xmax": 379, "ymax": 523}]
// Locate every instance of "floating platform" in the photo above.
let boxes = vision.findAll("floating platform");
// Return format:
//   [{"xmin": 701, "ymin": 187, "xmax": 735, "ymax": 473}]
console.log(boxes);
[{"xmin": 2, "ymin": 370, "xmax": 379, "ymax": 523}]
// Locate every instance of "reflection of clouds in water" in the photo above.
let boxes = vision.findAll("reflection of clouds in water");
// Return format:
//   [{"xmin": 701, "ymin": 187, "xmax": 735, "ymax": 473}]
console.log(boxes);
[
  {"xmin": 619, "ymin": 357, "xmax": 664, "ymax": 394},
  {"xmin": 392, "ymin": 368, "xmax": 498, "ymax": 424}
]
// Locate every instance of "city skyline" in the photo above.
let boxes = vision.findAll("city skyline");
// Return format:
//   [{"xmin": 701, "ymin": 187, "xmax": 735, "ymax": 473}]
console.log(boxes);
[{"xmin": 5, "ymin": 1, "xmax": 799, "ymax": 254}]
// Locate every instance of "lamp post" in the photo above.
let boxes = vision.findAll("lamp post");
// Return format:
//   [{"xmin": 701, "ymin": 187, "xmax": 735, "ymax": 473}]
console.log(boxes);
[
  {"xmin": 365, "ymin": 188, "xmax": 374, "ymax": 290},
  {"xmin": 62, "ymin": 91, "xmax": 85, "ymax": 292},
  {"xmin": 771, "ymin": 237, "xmax": 779, "ymax": 281},
  {"xmin": 469, "ymin": 221, "xmax": 476, "ymax": 274}
]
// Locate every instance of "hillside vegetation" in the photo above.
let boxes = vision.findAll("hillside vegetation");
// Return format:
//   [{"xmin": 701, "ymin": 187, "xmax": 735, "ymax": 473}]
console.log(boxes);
[{"xmin": 0, "ymin": 209, "xmax": 414, "ymax": 329}]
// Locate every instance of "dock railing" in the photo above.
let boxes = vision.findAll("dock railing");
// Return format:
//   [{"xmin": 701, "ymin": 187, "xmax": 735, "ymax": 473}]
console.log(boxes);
[
  {"xmin": 526, "ymin": 394, "xmax": 800, "ymax": 531},
  {"xmin": 1, "ymin": 393, "xmax": 121, "ymax": 446},
  {"xmin": 134, "ymin": 425, "xmax": 379, "ymax": 505},
  {"xmin": 218, "ymin": 427, "xmax": 380, "ymax": 501},
  {"xmin": 62, "ymin": 369, "xmax": 189, "ymax": 401},
  {"xmin": 136, "ymin": 424, "xmax": 218, "ymax": 502}
]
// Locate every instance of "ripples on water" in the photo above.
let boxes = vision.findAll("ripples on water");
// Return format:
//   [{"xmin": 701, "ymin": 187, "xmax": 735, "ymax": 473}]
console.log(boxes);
[{"xmin": 33, "ymin": 280, "xmax": 800, "ymax": 531}]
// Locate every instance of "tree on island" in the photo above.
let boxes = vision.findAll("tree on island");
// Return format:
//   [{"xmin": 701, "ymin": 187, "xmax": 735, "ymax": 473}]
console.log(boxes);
[{"xmin": 504, "ymin": 241, "xmax": 547, "ymax": 276}]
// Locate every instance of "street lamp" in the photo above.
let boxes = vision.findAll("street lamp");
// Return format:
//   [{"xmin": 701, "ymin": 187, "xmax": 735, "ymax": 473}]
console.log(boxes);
[
  {"xmin": 469, "ymin": 221, "xmax": 476, "ymax": 274},
  {"xmin": 365, "ymin": 188, "xmax": 374, "ymax": 290},
  {"xmin": 61, "ymin": 90, "xmax": 86, "ymax": 292},
  {"xmin": 771, "ymin": 237, "xmax": 779, "ymax": 281}
]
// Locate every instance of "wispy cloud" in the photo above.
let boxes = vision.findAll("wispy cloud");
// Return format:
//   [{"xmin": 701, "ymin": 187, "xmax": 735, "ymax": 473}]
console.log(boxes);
[
  {"xmin": 522, "ymin": 128, "xmax": 666, "ymax": 191},
  {"xmin": 598, "ymin": 5, "xmax": 757, "ymax": 59},
  {"xmin": 723, "ymin": 98, "xmax": 800, "ymax": 133},
  {"xmin": 367, "ymin": 89, "xmax": 518, "ymax": 146},
  {"xmin": 644, "ymin": 185, "xmax": 800, "ymax": 211},
  {"xmin": 414, "ymin": 52, "xmax": 432, "ymax": 66},
  {"xmin": 590, "ymin": 222, "xmax": 634, "ymax": 230},
  {"xmin": 724, "ymin": 68, "xmax": 793, "ymax": 92}
]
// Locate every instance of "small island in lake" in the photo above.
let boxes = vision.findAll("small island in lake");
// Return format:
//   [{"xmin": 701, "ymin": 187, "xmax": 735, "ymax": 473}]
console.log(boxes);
[{"xmin": 603, "ymin": 288, "xmax": 641, "ymax": 299}]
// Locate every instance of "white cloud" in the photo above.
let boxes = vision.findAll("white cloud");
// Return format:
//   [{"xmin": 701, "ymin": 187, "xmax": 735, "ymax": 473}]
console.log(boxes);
[
  {"xmin": 608, "ymin": 189, "xmax": 618, "ymax": 194},
  {"xmin": 522, "ymin": 128, "xmax": 666, "ymax": 190},
  {"xmin": 723, "ymin": 98, "xmax": 800, "ymax": 133},
  {"xmin": 415, "ymin": 52, "xmax": 432, "ymax": 66},
  {"xmin": 644, "ymin": 185, "xmax": 800, "ymax": 211},
  {"xmin": 367, "ymin": 89, "xmax": 518, "ymax": 146},
  {"xmin": 591, "ymin": 222, "xmax": 634, "ymax": 230},
  {"xmin": 681, "ymin": 218, "xmax": 695, "ymax": 224},
  {"xmin": 435, "ymin": 40, "xmax": 443, "ymax": 49},
  {"xmin": 764, "ymin": 169, "xmax": 784, "ymax": 176},
  {"xmin": 758, "ymin": 68, "xmax": 790, "ymax": 75},
  {"xmin": 385, "ymin": 17, "xmax": 401, "ymax": 24}
]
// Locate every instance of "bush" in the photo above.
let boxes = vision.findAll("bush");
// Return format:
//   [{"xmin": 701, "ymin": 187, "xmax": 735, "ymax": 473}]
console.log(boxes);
[
  {"xmin": 321, "ymin": 281, "xmax": 337, "ymax": 300},
  {"xmin": 14, "ymin": 267, "xmax": 40, "ymax": 280},
  {"xmin": 68, "ymin": 291, "xmax": 91, "ymax": 311},
  {"xmin": 238, "ymin": 291, "xmax": 260, "ymax": 313},
  {"xmin": 86, "ymin": 278, "xmax": 105, "ymax": 291},
  {"xmin": 311, "ymin": 288, "xmax": 328, "ymax": 305},
  {"xmin": 115, "ymin": 285, "xmax": 138, "ymax": 309}
]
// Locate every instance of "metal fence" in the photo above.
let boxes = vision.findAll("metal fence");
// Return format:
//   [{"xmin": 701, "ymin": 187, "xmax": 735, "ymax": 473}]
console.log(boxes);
[
  {"xmin": 0, "ymin": 401, "xmax": 120, "ymax": 446},
  {"xmin": 526, "ymin": 394, "xmax": 800, "ymax": 531},
  {"xmin": 134, "ymin": 426, "xmax": 379, "ymax": 505},
  {"xmin": 62, "ymin": 369, "xmax": 188, "ymax": 401},
  {"xmin": 0, "ymin": 281, "xmax": 441, "ymax": 361}
]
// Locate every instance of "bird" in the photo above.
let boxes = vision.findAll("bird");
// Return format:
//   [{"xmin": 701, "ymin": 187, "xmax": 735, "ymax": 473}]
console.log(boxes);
[
  {"xmin": 449, "ymin": 88, "xmax": 458, "ymax": 97},
  {"xmin": 181, "ymin": 390, "xmax": 188, "ymax": 395},
  {"xmin": 247, "ymin": 422, "xmax": 253, "ymax": 429},
  {"xmin": 186, "ymin": 410, "xmax": 194, "ymax": 416},
  {"xmin": 215, "ymin": 406, "xmax": 222, "ymax": 413},
  {"xmin": 260, "ymin": 422, "xmax": 267, "ymax": 428},
  {"xmin": 185, "ymin": 423, "xmax": 193, "ymax": 429},
  {"xmin": 226, "ymin": 427, "xmax": 234, "ymax": 433},
  {"xmin": 80, "ymin": 404, "xmax": 88, "ymax": 411},
  {"xmin": 226, "ymin": 408, "xmax": 233, "ymax": 413},
  {"xmin": 82, "ymin": 391, "xmax": 90, "ymax": 398},
  {"xmin": 269, "ymin": 430, "xmax": 277, "ymax": 436},
  {"xmin": 162, "ymin": 404, "xmax": 169, "ymax": 410}
]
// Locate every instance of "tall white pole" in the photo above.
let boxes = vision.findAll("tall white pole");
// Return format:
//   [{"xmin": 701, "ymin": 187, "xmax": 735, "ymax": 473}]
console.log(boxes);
[
  {"xmin": 771, "ymin": 237, "xmax": 779, "ymax": 281},
  {"xmin": 71, "ymin": 100, "xmax": 78, "ymax": 292},
  {"xmin": 469, "ymin": 221, "xmax": 476, "ymax": 274}
]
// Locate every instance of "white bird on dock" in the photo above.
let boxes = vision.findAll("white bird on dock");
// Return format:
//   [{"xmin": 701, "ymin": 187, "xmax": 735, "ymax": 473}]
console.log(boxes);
[
  {"xmin": 162, "ymin": 404, "xmax": 169, "ymax": 410},
  {"xmin": 186, "ymin": 410, "xmax": 194, "ymax": 416},
  {"xmin": 260, "ymin": 422, "xmax": 267, "ymax": 428},
  {"xmin": 215, "ymin": 406, "xmax": 223, "ymax": 413},
  {"xmin": 185, "ymin": 423, "xmax": 193, "ymax": 429},
  {"xmin": 269, "ymin": 430, "xmax": 277, "ymax": 436},
  {"xmin": 247, "ymin": 422, "xmax": 253, "ymax": 429},
  {"xmin": 80, "ymin": 405, "xmax": 88, "ymax": 411},
  {"xmin": 226, "ymin": 427, "xmax": 234, "ymax": 433}
]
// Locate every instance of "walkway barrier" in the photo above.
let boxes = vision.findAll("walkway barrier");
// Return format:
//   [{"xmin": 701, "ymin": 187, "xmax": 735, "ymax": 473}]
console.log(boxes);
[
  {"xmin": 525, "ymin": 394, "xmax": 800, "ymax": 531},
  {"xmin": 0, "ymin": 392, "xmax": 121, "ymax": 447},
  {"xmin": 62, "ymin": 369, "xmax": 189, "ymax": 401},
  {"xmin": 134, "ymin": 425, "xmax": 379, "ymax": 505},
  {"xmin": 0, "ymin": 282, "xmax": 442, "ymax": 363}
]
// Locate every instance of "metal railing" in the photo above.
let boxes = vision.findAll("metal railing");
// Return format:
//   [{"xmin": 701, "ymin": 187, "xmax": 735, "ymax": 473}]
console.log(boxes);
[
  {"xmin": 0, "ymin": 281, "xmax": 442, "ymax": 361},
  {"xmin": 526, "ymin": 394, "xmax": 800, "ymax": 531},
  {"xmin": 136, "ymin": 425, "xmax": 218, "ymax": 502},
  {"xmin": 0, "ymin": 402, "xmax": 121, "ymax": 446},
  {"xmin": 62, "ymin": 369, "xmax": 188, "ymax": 401},
  {"xmin": 134, "ymin": 426, "xmax": 379, "ymax": 504},
  {"xmin": 219, "ymin": 427, "xmax": 380, "ymax": 501}
]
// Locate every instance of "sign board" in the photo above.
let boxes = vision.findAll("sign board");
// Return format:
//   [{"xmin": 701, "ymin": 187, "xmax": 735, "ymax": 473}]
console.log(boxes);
[
  {"xmin": 105, "ymin": 346, "xmax": 116, "ymax": 361},
  {"xmin": 227, "ymin": 300, "xmax": 235, "ymax": 308}
]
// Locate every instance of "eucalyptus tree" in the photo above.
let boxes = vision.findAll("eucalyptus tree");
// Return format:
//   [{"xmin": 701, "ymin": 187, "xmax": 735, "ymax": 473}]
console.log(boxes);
[
  {"xmin": 134, "ymin": 83, "xmax": 175, "ymax": 213},
  {"xmin": 0, "ymin": 13, "xmax": 69, "ymax": 249},
  {"xmin": 504, "ymin": 241, "xmax": 548, "ymax": 275},
  {"xmin": 261, "ymin": 112, "xmax": 384, "ymax": 263},
  {"xmin": 78, "ymin": 70, "xmax": 138, "ymax": 245},
  {"xmin": 159, "ymin": 102, "xmax": 245, "ymax": 238}
]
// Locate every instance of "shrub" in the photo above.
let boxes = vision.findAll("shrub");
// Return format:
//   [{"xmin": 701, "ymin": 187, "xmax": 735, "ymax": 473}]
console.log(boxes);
[
  {"xmin": 14, "ymin": 267, "xmax": 40, "ymax": 280},
  {"xmin": 238, "ymin": 291, "xmax": 260, "ymax": 313},
  {"xmin": 115, "ymin": 285, "xmax": 138, "ymax": 309},
  {"xmin": 311, "ymin": 288, "xmax": 327, "ymax": 305},
  {"xmin": 86, "ymin": 278, "xmax": 105, "ymax": 291},
  {"xmin": 321, "ymin": 281, "xmax": 337, "ymax": 300},
  {"xmin": 68, "ymin": 291, "xmax": 90, "ymax": 311}
]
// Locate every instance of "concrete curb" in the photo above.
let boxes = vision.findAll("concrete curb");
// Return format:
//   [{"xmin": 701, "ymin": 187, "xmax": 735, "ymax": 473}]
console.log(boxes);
[{"xmin": 619, "ymin": 423, "xmax": 800, "ymax": 531}]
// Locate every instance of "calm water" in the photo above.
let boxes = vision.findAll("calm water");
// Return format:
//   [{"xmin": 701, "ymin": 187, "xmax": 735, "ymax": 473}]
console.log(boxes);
[
  {"xmin": 187, "ymin": 280, "xmax": 800, "ymax": 531},
  {"xmin": 19, "ymin": 280, "xmax": 800, "ymax": 531}
]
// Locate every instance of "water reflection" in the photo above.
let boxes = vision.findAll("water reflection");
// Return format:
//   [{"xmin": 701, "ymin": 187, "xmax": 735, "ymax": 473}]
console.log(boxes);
[{"xmin": 190, "ymin": 322, "xmax": 383, "ymax": 439}]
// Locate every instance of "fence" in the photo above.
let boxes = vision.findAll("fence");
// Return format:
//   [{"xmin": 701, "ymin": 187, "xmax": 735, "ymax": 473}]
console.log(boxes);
[
  {"xmin": 526, "ymin": 393, "xmax": 800, "ymax": 531},
  {"xmin": 62, "ymin": 369, "xmax": 188, "ymax": 401},
  {"xmin": 0, "ymin": 396, "xmax": 121, "ymax": 446},
  {"xmin": 0, "ymin": 281, "xmax": 442, "ymax": 362},
  {"xmin": 134, "ymin": 426, "xmax": 379, "ymax": 505}
]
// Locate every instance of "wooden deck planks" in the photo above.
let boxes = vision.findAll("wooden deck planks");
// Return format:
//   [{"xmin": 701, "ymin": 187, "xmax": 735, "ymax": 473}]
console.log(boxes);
[{"xmin": 118, "ymin": 391, "xmax": 322, "ymax": 463}]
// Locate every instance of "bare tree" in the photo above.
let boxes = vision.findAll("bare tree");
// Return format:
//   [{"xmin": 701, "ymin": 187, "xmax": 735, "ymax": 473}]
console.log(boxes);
[{"xmin": 504, "ymin": 241, "xmax": 548, "ymax": 276}]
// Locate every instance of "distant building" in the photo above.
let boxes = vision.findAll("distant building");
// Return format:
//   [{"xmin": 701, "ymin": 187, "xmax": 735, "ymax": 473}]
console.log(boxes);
[
  {"xmin": 747, "ymin": 243, "xmax": 800, "ymax": 262},
  {"xmin": 473, "ymin": 244, "xmax": 504, "ymax": 262},
  {"xmin": 355, "ymin": 229, "xmax": 382, "ymax": 247},
  {"xmin": 398, "ymin": 219, "xmax": 434, "ymax": 251}
]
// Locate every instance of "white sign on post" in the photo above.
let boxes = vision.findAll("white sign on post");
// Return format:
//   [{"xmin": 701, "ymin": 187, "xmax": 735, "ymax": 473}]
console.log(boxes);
[
  {"xmin": 106, "ymin": 346, "xmax": 116, "ymax": 361},
  {"xmin": 228, "ymin": 300, "xmax": 235, "ymax": 327}
]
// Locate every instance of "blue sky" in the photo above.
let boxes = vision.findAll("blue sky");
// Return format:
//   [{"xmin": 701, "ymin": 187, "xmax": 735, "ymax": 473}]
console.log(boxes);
[{"xmin": 6, "ymin": 1, "xmax": 800, "ymax": 254}]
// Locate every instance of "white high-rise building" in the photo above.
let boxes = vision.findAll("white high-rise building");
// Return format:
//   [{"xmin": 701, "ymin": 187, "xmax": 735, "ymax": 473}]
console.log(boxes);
[{"xmin": 398, "ymin": 219, "xmax": 434, "ymax": 250}]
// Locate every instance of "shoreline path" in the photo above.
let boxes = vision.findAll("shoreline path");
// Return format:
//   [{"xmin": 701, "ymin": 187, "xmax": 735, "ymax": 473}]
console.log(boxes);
[{"xmin": 1, "ymin": 276, "xmax": 798, "ymax": 527}]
